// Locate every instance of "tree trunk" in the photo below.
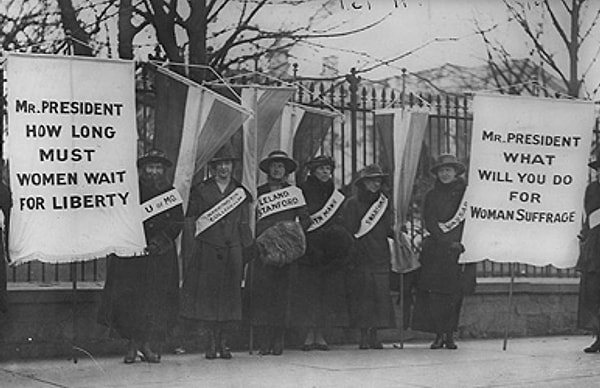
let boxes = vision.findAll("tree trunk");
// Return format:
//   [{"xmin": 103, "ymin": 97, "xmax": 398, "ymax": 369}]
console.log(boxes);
[
  {"xmin": 186, "ymin": 0, "xmax": 208, "ymax": 82},
  {"xmin": 118, "ymin": 0, "xmax": 135, "ymax": 60},
  {"xmin": 56, "ymin": 0, "xmax": 93, "ymax": 56}
]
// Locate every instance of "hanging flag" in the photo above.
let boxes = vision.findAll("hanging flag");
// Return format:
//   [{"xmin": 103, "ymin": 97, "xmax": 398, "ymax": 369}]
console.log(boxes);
[
  {"xmin": 461, "ymin": 94, "xmax": 594, "ymax": 268},
  {"xmin": 153, "ymin": 66, "xmax": 252, "ymax": 213},
  {"xmin": 376, "ymin": 108, "xmax": 429, "ymax": 273},
  {"xmin": 6, "ymin": 53, "xmax": 146, "ymax": 264},
  {"xmin": 240, "ymin": 86, "xmax": 296, "ymax": 207}
]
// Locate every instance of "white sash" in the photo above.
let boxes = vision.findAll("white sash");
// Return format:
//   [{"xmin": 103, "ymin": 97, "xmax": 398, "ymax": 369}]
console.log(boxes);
[
  {"xmin": 195, "ymin": 187, "xmax": 247, "ymax": 236},
  {"xmin": 438, "ymin": 197, "xmax": 468, "ymax": 234},
  {"xmin": 141, "ymin": 188, "xmax": 183, "ymax": 222},
  {"xmin": 257, "ymin": 186, "xmax": 306, "ymax": 221},
  {"xmin": 589, "ymin": 208, "xmax": 600, "ymax": 230},
  {"xmin": 307, "ymin": 189, "xmax": 345, "ymax": 232},
  {"xmin": 354, "ymin": 194, "xmax": 388, "ymax": 239}
]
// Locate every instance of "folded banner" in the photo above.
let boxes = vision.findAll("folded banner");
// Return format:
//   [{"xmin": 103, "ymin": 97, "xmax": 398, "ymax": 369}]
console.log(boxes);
[
  {"xmin": 376, "ymin": 108, "xmax": 428, "ymax": 273},
  {"xmin": 240, "ymin": 86, "xmax": 296, "ymax": 234},
  {"xmin": 6, "ymin": 53, "xmax": 146, "ymax": 264},
  {"xmin": 461, "ymin": 94, "xmax": 595, "ymax": 268},
  {"xmin": 154, "ymin": 66, "xmax": 252, "ymax": 213}
]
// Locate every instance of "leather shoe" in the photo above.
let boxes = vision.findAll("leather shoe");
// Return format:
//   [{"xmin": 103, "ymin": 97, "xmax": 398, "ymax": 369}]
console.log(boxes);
[
  {"xmin": 584, "ymin": 338, "xmax": 600, "ymax": 353},
  {"xmin": 300, "ymin": 344, "xmax": 314, "ymax": 351},
  {"xmin": 123, "ymin": 348, "xmax": 137, "ymax": 364},
  {"xmin": 139, "ymin": 348, "xmax": 160, "ymax": 363},
  {"xmin": 314, "ymin": 343, "xmax": 329, "ymax": 351},
  {"xmin": 430, "ymin": 335, "xmax": 444, "ymax": 350}
]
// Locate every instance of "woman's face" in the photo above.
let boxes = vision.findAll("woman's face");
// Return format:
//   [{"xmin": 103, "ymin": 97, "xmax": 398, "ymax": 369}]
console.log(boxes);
[
  {"xmin": 213, "ymin": 160, "xmax": 233, "ymax": 180},
  {"xmin": 363, "ymin": 177, "xmax": 382, "ymax": 193},
  {"xmin": 437, "ymin": 166, "xmax": 457, "ymax": 184},
  {"xmin": 312, "ymin": 165, "xmax": 332, "ymax": 182},
  {"xmin": 268, "ymin": 161, "xmax": 286, "ymax": 180}
]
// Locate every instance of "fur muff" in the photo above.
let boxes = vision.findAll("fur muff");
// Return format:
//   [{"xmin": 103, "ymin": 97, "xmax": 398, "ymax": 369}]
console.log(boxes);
[{"xmin": 256, "ymin": 221, "xmax": 306, "ymax": 267}]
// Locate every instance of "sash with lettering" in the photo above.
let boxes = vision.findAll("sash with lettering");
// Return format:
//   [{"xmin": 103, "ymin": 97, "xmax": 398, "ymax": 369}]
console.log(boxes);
[
  {"xmin": 307, "ymin": 189, "xmax": 345, "ymax": 232},
  {"xmin": 141, "ymin": 188, "xmax": 184, "ymax": 221},
  {"xmin": 195, "ymin": 187, "xmax": 247, "ymax": 236},
  {"xmin": 257, "ymin": 186, "xmax": 306, "ymax": 221},
  {"xmin": 354, "ymin": 194, "xmax": 388, "ymax": 238},
  {"xmin": 438, "ymin": 196, "xmax": 468, "ymax": 233}
]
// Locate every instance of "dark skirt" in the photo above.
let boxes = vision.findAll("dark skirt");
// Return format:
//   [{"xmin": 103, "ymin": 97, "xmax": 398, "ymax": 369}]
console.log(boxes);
[
  {"xmin": 287, "ymin": 263, "xmax": 349, "ymax": 328},
  {"xmin": 412, "ymin": 289, "xmax": 461, "ymax": 334},
  {"xmin": 346, "ymin": 270, "xmax": 395, "ymax": 329},
  {"xmin": 245, "ymin": 259, "xmax": 291, "ymax": 326},
  {"xmin": 577, "ymin": 271, "xmax": 600, "ymax": 331},
  {"xmin": 97, "ymin": 251, "xmax": 180, "ymax": 342},
  {"xmin": 180, "ymin": 242, "xmax": 244, "ymax": 322}
]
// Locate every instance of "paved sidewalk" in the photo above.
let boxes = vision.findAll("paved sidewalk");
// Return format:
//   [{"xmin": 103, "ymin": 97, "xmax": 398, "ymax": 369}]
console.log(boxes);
[{"xmin": 1, "ymin": 336, "xmax": 600, "ymax": 388}]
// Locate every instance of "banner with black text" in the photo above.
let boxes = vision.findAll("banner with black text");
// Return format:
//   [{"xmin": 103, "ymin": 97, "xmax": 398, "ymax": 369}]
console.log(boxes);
[
  {"xmin": 461, "ymin": 94, "xmax": 594, "ymax": 268},
  {"xmin": 6, "ymin": 53, "xmax": 146, "ymax": 264}
]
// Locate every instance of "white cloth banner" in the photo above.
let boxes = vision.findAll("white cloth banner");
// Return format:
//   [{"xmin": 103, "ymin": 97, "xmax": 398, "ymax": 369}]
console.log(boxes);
[
  {"xmin": 461, "ymin": 94, "xmax": 595, "ymax": 268},
  {"xmin": 6, "ymin": 53, "xmax": 146, "ymax": 264}
]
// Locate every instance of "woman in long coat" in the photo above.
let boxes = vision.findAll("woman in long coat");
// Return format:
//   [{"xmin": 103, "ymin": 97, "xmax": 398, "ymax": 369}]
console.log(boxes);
[
  {"xmin": 247, "ymin": 150, "xmax": 310, "ymax": 356},
  {"xmin": 341, "ymin": 164, "xmax": 395, "ymax": 349},
  {"xmin": 288, "ymin": 156, "xmax": 351, "ymax": 351},
  {"xmin": 181, "ymin": 146, "xmax": 253, "ymax": 359},
  {"xmin": 98, "ymin": 149, "xmax": 184, "ymax": 363},
  {"xmin": 412, "ymin": 154, "xmax": 470, "ymax": 350},
  {"xmin": 576, "ymin": 157, "xmax": 600, "ymax": 353}
]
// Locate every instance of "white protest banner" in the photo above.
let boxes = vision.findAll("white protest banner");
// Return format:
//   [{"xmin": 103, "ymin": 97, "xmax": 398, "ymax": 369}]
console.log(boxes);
[
  {"xmin": 6, "ymin": 53, "xmax": 146, "ymax": 264},
  {"xmin": 461, "ymin": 94, "xmax": 595, "ymax": 268}
]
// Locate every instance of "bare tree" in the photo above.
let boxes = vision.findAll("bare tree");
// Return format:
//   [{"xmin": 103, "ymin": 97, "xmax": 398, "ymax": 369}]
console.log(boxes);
[{"xmin": 475, "ymin": 0, "xmax": 600, "ymax": 98}]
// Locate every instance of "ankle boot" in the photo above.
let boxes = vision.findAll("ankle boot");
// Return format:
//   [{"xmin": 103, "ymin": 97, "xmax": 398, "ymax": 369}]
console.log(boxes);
[
  {"xmin": 205, "ymin": 329, "xmax": 217, "ymax": 359},
  {"xmin": 359, "ymin": 329, "xmax": 369, "ymax": 349},
  {"xmin": 584, "ymin": 336, "xmax": 600, "ymax": 353},
  {"xmin": 368, "ymin": 328, "xmax": 383, "ymax": 349},
  {"xmin": 430, "ymin": 334, "xmax": 444, "ymax": 349},
  {"xmin": 444, "ymin": 332, "xmax": 458, "ymax": 350},
  {"xmin": 258, "ymin": 326, "xmax": 272, "ymax": 355},
  {"xmin": 271, "ymin": 327, "xmax": 284, "ymax": 356},
  {"xmin": 218, "ymin": 329, "xmax": 232, "ymax": 359}
]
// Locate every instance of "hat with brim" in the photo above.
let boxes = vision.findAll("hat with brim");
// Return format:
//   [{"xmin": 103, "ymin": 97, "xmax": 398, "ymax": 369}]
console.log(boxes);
[
  {"xmin": 306, "ymin": 155, "xmax": 335, "ymax": 172},
  {"xmin": 137, "ymin": 149, "xmax": 173, "ymax": 168},
  {"xmin": 589, "ymin": 158, "xmax": 600, "ymax": 170},
  {"xmin": 259, "ymin": 150, "xmax": 298, "ymax": 174},
  {"xmin": 430, "ymin": 154, "xmax": 466, "ymax": 176},
  {"xmin": 354, "ymin": 164, "xmax": 388, "ymax": 185},
  {"xmin": 209, "ymin": 143, "xmax": 238, "ymax": 164}
]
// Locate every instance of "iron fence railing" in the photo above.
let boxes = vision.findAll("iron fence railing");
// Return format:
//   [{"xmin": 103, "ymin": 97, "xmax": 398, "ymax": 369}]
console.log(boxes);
[{"xmin": 2, "ymin": 64, "xmax": 580, "ymax": 282}]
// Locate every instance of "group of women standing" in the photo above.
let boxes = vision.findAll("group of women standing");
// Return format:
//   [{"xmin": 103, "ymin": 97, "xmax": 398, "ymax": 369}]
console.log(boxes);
[{"xmin": 98, "ymin": 145, "xmax": 474, "ymax": 363}]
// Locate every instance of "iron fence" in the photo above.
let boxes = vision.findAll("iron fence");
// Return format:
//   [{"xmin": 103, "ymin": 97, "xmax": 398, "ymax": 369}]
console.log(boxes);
[{"xmin": 2, "ymin": 64, "xmax": 579, "ymax": 282}]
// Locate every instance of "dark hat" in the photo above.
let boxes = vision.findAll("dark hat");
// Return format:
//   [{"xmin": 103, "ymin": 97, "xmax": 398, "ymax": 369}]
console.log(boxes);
[
  {"xmin": 137, "ymin": 149, "xmax": 173, "ymax": 168},
  {"xmin": 259, "ymin": 150, "xmax": 298, "ymax": 174},
  {"xmin": 355, "ymin": 164, "xmax": 387, "ymax": 185},
  {"xmin": 430, "ymin": 154, "xmax": 466, "ymax": 175},
  {"xmin": 589, "ymin": 159, "xmax": 600, "ymax": 170},
  {"xmin": 306, "ymin": 155, "xmax": 335, "ymax": 172},
  {"xmin": 210, "ymin": 143, "xmax": 238, "ymax": 164}
]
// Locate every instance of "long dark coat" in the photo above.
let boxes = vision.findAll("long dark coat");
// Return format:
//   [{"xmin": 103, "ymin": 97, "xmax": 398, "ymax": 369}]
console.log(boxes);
[
  {"xmin": 246, "ymin": 182, "xmax": 310, "ymax": 327},
  {"xmin": 341, "ymin": 188, "xmax": 395, "ymax": 329},
  {"xmin": 97, "ymin": 180, "xmax": 184, "ymax": 342},
  {"xmin": 180, "ymin": 178, "xmax": 252, "ymax": 323},
  {"xmin": 412, "ymin": 177, "xmax": 472, "ymax": 334},
  {"xmin": 577, "ymin": 181, "xmax": 600, "ymax": 331},
  {"xmin": 0, "ymin": 182, "xmax": 11, "ymax": 315},
  {"xmin": 287, "ymin": 176, "xmax": 350, "ymax": 328}
]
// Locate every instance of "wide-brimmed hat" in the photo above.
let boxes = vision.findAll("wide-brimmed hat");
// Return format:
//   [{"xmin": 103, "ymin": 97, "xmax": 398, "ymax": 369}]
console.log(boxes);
[
  {"xmin": 137, "ymin": 149, "xmax": 173, "ymax": 168},
  {"xmin": 305, "ymin": 155, "xmax": 335, "ymax": 172},
  {"xmin": 259, "ymin": 150, "xmax": 298, "ymax": 174},
  {"xmin": 430, "ymin": 154, "xmax": 466, "ymax": 175},
  {"xmin": 209, "ymin": 143, "xmax": 238, "ymax": 164},
  {"xmin": 354, "ymin": 164, "xmax": 388, "ymax": 185}
]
